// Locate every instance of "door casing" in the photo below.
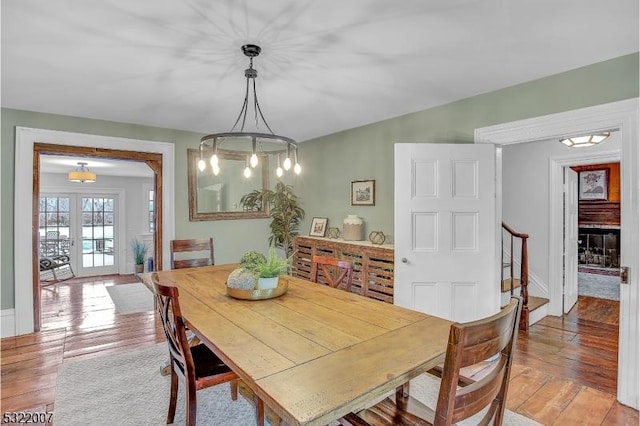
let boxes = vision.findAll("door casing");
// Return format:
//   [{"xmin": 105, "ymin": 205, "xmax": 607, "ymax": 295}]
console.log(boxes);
[
  {"xmin": 14, "ymin": 127, "xmax": 175, "ymax": 335},
  {"xmin": 475, "ymin": 98, "xmax": 639, "ymax": 408}
]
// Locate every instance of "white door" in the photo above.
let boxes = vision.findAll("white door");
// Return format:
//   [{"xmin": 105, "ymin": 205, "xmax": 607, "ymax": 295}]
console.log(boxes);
[
  {"xmin": 394, "ymin": 143, "xmax": 498, "ymax": 322},
  {"xmin": 76, "ymin": 195, "xmax": 119, "ymax": 277},
  {"xmin": 563, "ymin": 167, "xmax": 579, "ymax": 313},
  {"xmin": 39, "ymin": 194, "xmax": 119, "ymax": 277}
]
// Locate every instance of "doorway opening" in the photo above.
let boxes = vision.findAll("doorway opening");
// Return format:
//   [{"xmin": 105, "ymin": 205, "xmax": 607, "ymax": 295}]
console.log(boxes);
[
  {"xmin": 31, "ymin": 143, "xmax": 164, "ymax": 332},
  {"xmin": 570, "ymin": 162, "xmax": 621, "ymax": 302}
]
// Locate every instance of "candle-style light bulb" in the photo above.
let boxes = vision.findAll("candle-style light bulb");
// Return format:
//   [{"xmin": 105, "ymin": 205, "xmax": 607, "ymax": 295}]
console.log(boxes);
[
  {"xmin": 293, "ymin": 149, "xmax": 301, "ymax": 174},
  {"xmin": 276, "ymin": 154, "xmax": 283, "ymax": 177},
  {"xmin": 212, "ymin": 164, "xmax": 220, "ymax": 176},
  {"xmin": 243, "ymin": 155, "xmax": 251, "ymax": 178},
  {"xmin": 250, "ymin": 138, "xmax": 258, "ymax": 168},
  {"xmin": 197, "ymin": 158, "xmax": 206, "ymax": 172},
  {"xmin": 283, "ymin": 144, "xmax": 292, "ymax": 170}
]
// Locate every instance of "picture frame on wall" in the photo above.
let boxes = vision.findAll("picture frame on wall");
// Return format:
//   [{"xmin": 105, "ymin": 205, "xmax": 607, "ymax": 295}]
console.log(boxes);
[
  {"xmin": 309, "ymin": 217, "xmax": 329, "ymax": 237},
  {"xmin": 578, "ymin": 169, "xmax": 608, "ymax": 200},
  {"xmin": 351, "ymin": 180, "xmax": 375, "ymax": 206}
]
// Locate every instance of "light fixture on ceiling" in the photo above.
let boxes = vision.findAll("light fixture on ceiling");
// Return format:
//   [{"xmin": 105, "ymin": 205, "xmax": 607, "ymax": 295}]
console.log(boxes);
[
  {"xmin": 560, "ymin": 131, "xmax": 611, "ymax": 148},
  {"xmin": 197, "ymin": 44, "xmax": 301, "ymax": 178},
  {"xmin": 68, "ymin": 161, "xmax": 96, "ymax": 183}
]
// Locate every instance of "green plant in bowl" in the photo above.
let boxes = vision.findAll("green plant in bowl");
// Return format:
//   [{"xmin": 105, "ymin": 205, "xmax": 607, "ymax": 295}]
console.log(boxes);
[
  {"xmin": 239, "ymin": 251, "xmax": 267, "ymax": 271},
  {"xmin": 253, "ymin": 245, "xmax": 290, "ymax": 278}
]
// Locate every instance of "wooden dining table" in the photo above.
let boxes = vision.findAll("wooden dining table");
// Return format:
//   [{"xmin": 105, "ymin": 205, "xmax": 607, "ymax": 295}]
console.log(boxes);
[{"xmin": 141, "ymin": 264, "xmax": 451, "ymax": 426}]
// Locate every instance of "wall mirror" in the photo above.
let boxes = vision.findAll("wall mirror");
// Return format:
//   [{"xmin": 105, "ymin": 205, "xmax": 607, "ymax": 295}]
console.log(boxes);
[{"xmin": 188, "ymin": 148, "xmax": 270, "ymax": 220}]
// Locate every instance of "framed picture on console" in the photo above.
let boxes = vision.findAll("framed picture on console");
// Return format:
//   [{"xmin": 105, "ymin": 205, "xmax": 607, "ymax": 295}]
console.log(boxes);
[
  {"xmin": 579, "ymin": 169, "xmax": 608, "ymax": 200},
  {"xmin": 309, "ymin": 217, "xmax": 328, "ymax": 237}
]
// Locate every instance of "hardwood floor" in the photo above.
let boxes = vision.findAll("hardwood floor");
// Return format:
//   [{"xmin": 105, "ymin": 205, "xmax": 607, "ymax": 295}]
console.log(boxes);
[
  {"xmin": 1, "ymin": 275, "xmax": 164, "ymax": 425},
  {"xmin": 1, "ymin": 278, "xmax": 638, "ymax": 425},
  {"xmin": 508, "ymin": 296, "xmax": 637, "ymax": 425}
]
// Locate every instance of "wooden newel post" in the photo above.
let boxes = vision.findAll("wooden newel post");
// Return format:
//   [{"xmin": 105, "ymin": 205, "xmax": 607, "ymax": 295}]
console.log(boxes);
[{"xmin": 520, "ymin": 236, "xmax": 529, "ymax": 330}]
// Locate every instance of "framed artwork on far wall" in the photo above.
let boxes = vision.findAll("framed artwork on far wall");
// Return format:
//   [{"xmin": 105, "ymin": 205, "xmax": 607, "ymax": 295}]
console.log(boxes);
[
  {"xmin": 351, "ymin": 180, "xmax": 375, "ymax": 206},
  {"xmin": 578, "ymin": 169, "xmax": 608, "ymax": 200},
  {"xmin": 309, "ymin": 217, "xmax": 329, "ymax": 237}
]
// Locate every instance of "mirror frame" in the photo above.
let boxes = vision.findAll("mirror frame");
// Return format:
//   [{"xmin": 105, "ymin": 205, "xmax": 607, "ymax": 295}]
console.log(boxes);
[{"xmin": 188, "ymin": 148, "xmax": 270, "ymax": 221}]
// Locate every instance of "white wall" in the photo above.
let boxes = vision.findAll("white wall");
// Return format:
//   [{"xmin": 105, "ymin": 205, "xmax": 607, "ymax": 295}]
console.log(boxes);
[
  {"xmin": 502, "ymin": 133, "xmax": 621, "ymax": 292},
  {"xmin": 41, "ymin": 173, "xmax": 154, "ymax": 273}
]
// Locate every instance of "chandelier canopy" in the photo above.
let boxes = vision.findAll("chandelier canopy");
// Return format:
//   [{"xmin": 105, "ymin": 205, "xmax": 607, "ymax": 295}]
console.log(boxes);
[{"xmin": 198, "ymin": 44, "xmax": 300, "ymax": 179}]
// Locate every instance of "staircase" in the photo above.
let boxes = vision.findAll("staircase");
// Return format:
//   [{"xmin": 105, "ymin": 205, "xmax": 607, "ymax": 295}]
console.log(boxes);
[{"xmin": 502, "ymin": 222, "xmax": 549, "ymax": 330}]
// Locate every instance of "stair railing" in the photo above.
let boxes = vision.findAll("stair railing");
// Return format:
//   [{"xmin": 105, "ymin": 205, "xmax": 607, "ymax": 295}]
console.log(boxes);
[{"xmin": 502, "ymin": 222, "xmax": 530, "ymax": 329}]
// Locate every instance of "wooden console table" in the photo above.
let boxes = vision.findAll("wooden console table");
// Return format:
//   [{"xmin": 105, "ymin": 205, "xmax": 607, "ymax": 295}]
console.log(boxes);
[{"xmin": 292, "ymin": 236, "xmax": 395, "ymax": 303}]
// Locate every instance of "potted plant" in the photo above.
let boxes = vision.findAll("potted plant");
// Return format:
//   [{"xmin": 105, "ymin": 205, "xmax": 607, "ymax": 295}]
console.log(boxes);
[
  {"xmin": 240, "ymin": 182, "xmax": 305, "ymax": 259},
  {"xmin": 252, "ymin": 245, "xmax": 290, "ymax": 289},
  {"xmin": 130, "ymin": 238, "xmax": 148, "ymax": 273},
  {"xmin": 227, "ymin": 246, "xmax": 290, "ymax": 290}
]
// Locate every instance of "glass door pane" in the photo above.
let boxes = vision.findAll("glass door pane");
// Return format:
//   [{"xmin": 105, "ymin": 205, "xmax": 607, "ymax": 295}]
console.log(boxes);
[
  {"xmin": 80, "ymin": 196, "xmax": 117, "ymax": 272},
  {"xmin": 38, "ymin": 196, "xmax": 71, "ymax": 257}
]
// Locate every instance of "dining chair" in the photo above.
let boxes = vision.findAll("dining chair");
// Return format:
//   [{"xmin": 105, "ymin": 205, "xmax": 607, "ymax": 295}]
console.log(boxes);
[
  {"xmin": 310, "ymin": 255, "xmax": 353, "ymax": 292},
  {"xmin": 339, "ymin": 297, "xmax": 522, "ymax": 426},
  {"xmin": 151, "ymin": 275, "xmax": 239, "ymax": 426},
  {"xmin": 170, "ymin": 238, "xmax": 214, "ymax": 269}
]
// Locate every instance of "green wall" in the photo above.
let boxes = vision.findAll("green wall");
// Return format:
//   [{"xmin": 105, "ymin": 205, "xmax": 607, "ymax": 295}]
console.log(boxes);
[
  {"xmin": 297, "ymin": 52, "xmax": 638, "ymax": 243},
  {"xmin": 1, "ymin": 53, "xmax": 637, "ymax": 310}
]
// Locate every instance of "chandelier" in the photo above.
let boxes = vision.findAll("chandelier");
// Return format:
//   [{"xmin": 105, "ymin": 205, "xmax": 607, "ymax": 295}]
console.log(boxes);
[
  {"xmin": 197, "ymin": 44, "xmax": 301, "ymax": 178},
  {"xmin": 560, "ymin": 131, "xmax": 610, "ymax": 148},
  {"xmin": 68, "ymin": 162, "xmax": 96, "ymax": 183}
]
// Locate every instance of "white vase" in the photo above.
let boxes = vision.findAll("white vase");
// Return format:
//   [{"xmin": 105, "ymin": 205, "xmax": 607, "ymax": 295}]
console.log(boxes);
[
  {"xmin": 343, "ymin": 214, "xmax": 364, "ymax": 241},
  {"xmin": 258, "ymin": 276, "xmax": 279, "ymax": 289}
]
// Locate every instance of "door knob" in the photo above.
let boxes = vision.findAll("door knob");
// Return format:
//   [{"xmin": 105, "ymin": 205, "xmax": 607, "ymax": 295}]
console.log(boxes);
[
  {"xmin": 401, "ymin": 258, "xmax": 408, "ymax": 264},
  {"xmin": 621, "ymin": 266, "xmax": 629, "ymax": 284}
]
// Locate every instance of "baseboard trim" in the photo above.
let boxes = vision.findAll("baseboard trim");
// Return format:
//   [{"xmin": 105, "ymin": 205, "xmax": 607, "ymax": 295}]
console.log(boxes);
[{"xmin": 1, "ymin": 309, "xmax": 16, "ymax": 338}]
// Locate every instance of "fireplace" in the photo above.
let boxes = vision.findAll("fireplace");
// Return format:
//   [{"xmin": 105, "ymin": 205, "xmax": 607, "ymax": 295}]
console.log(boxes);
[{"xmin": 578, "ymin": 227, "xmax": 620, "ymax": 268}]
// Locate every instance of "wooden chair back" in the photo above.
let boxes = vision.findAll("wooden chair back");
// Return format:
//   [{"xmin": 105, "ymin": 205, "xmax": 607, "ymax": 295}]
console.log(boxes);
[
  {"xmin": 434, "ymin": 296, "xmax": 522, "ymax": 425},
  {"xmin": 170, "ymin": 238, "xmax": 214, "ymax": 269},
  {"xmin": 310, "ymin": 255, "xmax": 353, "ymax": 292},
  {"xmin": 150, "ymin": 274, "xmax": 240, "ymax": 426},
  {"xmin": 150, "ymin": 277, "xmax": 196, "ymax": 384},
  {"xmin": 341, "ymin": 297, "xmax": 522, "ymax": 426}
]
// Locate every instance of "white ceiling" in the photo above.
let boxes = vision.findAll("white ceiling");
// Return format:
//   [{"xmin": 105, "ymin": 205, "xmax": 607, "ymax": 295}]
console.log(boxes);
[
  {"xmin": 40, "ymin": 155, "xmax": 155, "ymax": 178},
  {"xmin": 2, "ymin": 0, "xmax": 638, "ymax": 146}
]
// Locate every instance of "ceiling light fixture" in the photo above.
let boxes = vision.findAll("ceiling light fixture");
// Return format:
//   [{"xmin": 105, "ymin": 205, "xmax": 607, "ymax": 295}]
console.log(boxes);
[
  {"xmin": 197, "ymin": 44, "xmax": 301, "ymax": 178},
  {"xmin": 560, "ymin": 131, "xmax": 611, "ymax": 148},
  {"xmin": 68, "ymin": 162, "xmax": 96, "ymax": 183}
]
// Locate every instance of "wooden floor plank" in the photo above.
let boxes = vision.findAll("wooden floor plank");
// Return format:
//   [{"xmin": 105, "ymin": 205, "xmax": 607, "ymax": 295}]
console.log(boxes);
[
  {"xmin": 603, "ymin": 401, "xmax": 640, "ymax": 425},
  {"xmin": 517, "ymin": 377, "xmax": 582, "ymax": 424},
  {"xmin": 506, "ymin": 367, "xmax": 550, "ymax": 411},
  {"xmin": 552, "ymin": 387, "xmax": 616, "ymax": 425}
]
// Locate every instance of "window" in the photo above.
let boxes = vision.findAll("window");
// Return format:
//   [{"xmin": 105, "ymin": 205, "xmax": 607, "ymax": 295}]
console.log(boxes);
[{"xmin": 148, "ymin": 189, "xmax": 155, "ymax": 232}]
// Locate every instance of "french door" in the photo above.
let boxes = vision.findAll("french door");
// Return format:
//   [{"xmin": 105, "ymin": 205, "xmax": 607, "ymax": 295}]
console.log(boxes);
[{"xmin": 39, "ymin": 193, "xmax": 119, "ymax": 277}]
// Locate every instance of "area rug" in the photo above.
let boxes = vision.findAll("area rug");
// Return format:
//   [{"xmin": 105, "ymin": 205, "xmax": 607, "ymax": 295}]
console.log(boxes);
[
  {"xmin": 53, "ymin": 343, "xmax": 256, "ymax": 425},
  {"xmin": 578, "ymin": 272, "xmax": 620, "ymax": 301},
  {"xmin": 106, "ymin": 283, "xmax": 155, "ymax": 315},
  {"xmin": 53, "ymin": 343, "xmax": 540, "ymax": 426}
]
